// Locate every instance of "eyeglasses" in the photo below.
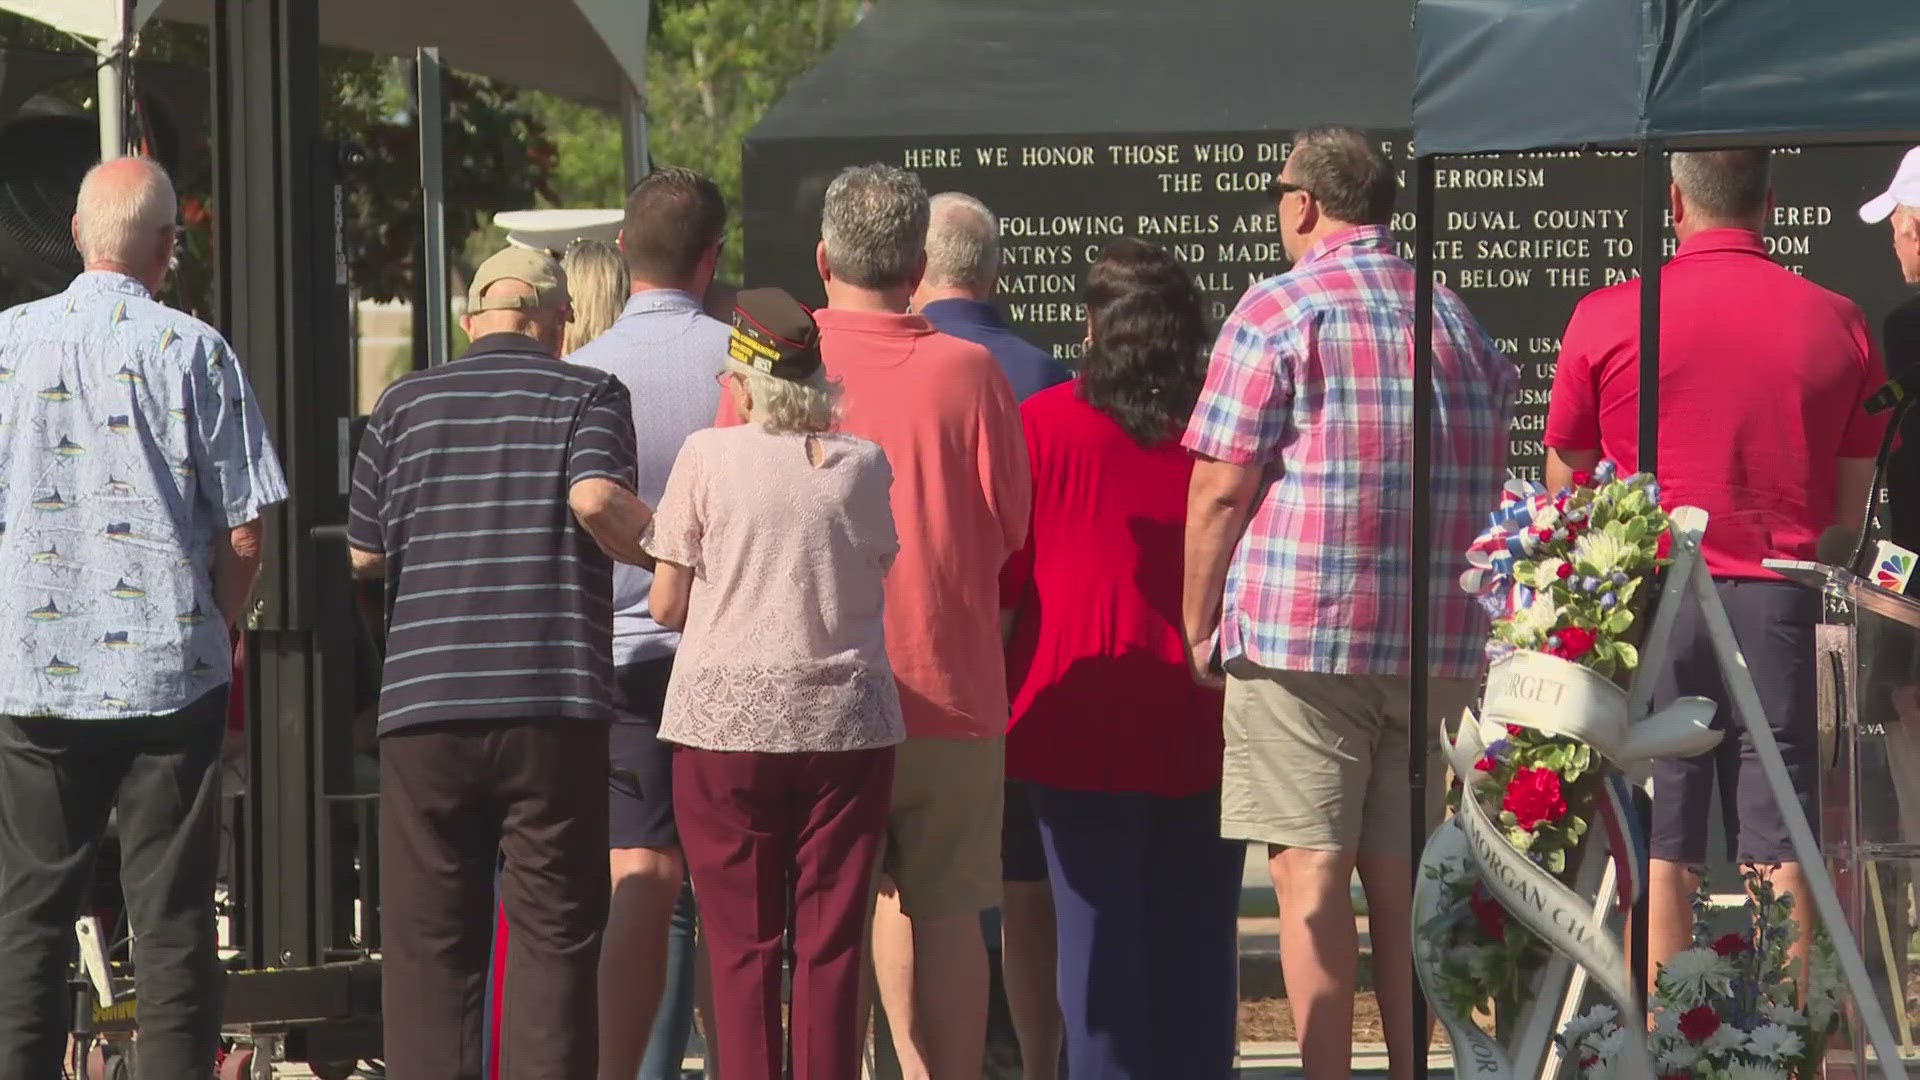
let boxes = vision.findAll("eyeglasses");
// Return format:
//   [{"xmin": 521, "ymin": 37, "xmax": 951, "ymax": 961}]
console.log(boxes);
[{"xmin": 1266, "ymin": 179, "xmax": 1314, "ymax": 200}]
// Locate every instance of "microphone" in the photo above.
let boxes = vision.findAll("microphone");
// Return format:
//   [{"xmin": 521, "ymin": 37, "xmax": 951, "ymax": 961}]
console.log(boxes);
[{"xmin": 1866, "ymin": 367, "xmax": 1920, "ymax": 415}]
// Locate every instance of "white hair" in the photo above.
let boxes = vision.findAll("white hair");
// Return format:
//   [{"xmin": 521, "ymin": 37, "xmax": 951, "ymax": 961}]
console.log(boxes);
[
  {"xmin": 724, "ymin": 357, "xmax": 839, "ymax": 434},
  {"xmin": 924, "ymin": 192, "xmax": 999, "ymax": 295},
  {"xmin": 74, "ymin": 157, "xmax": 177, "ymax": 265}
]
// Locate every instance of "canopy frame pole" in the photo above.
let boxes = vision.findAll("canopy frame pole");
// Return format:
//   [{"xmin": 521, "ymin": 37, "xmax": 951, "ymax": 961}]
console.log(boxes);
[
  {"xmin": 1628, "ymin": 138, "xmax": 1665, "ymax": 1023},
  {"xmin": 96, "ymin": 0, "xmax": 130, "ymax": 160},
  {"xmin": 1410, "ymin": 149, "xmax": 1438, "ymax": 1080},
  {"xmin": 416, "ymin": 46, "xmax": 448, "ymax": 367},
  {"xmin": 621, "ymin": 81, "xmax": 648, "ymax": 187}
]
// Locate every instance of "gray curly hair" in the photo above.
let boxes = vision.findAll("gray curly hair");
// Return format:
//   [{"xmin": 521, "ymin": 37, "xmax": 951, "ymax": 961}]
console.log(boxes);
[{"xmin": 821, "ymin": 164, "xmax": 929, "ymax": 290}]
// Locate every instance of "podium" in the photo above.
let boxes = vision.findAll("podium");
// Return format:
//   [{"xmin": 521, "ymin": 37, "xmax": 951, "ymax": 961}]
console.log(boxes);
[{"xmin": 1773, "ymin": 559, "xmax": 1920, "ymax": 1069}]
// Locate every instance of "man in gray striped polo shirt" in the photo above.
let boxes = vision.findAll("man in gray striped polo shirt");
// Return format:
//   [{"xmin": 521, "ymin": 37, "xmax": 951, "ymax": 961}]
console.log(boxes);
[{"xmin": 347, "ymin": 246, "xmax": 653, "ymax": 1079}]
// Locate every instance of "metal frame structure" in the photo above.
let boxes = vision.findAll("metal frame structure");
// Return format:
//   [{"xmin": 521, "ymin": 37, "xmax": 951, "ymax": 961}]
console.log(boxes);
[{"xmin": 206, "ymin": 0, "xmax": 380, "ymax": 1063}]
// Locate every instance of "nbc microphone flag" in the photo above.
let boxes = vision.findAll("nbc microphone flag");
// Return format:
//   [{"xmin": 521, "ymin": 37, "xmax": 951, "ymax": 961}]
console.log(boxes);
[{"xmin": 1874, "ymin": 541, "xmax": 1918, "ymax": 594}]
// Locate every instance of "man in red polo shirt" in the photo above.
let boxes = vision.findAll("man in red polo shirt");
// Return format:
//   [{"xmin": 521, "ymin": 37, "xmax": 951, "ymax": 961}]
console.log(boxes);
[{"xmin": 1545, "ymin": 149, "xmax": 1886, "ymax": 976}]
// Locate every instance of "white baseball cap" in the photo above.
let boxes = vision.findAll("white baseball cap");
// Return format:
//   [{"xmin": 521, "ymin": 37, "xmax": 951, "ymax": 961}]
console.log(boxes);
[{"xmin": 1860, "ymin": 147, "xmax": 1920, "ymax": 223}]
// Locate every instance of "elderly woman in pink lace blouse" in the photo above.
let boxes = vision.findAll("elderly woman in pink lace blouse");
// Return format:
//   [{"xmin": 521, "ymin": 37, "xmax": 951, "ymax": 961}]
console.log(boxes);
[{"xmin": 644, "ymin": 288, "xmax": 902, "ymax": 1080}]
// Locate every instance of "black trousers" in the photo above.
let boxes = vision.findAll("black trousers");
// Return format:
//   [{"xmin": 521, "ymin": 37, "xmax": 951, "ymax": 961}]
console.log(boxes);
[
  {"xmin": 0, "ymin": 687, "xmax": 228, "ymax": 1078},
  {"xmin": 380, "ymin": 718, "xmax": 610, "ymax": 1080}
]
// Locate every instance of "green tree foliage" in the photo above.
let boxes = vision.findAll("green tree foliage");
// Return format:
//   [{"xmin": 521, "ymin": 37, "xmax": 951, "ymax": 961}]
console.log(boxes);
[{"xmin": 526, "ymin": 0, "xmax": 871, "ymax": 280}]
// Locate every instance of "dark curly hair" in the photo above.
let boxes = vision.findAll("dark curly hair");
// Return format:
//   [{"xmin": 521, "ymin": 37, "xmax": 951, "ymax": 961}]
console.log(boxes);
[{"xmin": 1077, "ymin": 238, "xmax": 1210, "ymax": 446}]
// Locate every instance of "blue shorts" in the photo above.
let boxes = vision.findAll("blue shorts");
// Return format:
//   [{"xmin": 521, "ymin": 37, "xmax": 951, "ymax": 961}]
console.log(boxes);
[
  {"xmin": 610, "ymin": 658, "xmax": 678, "ymax": 851},
  {"xmin": 1648, "ymin": 579, "xmax": 1820, "ymax": 865}
]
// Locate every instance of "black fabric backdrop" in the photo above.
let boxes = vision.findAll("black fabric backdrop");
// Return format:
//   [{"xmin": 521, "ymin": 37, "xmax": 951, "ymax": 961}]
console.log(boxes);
[{"xmin": 1415, "ymin": 0, "xmax": 1920, "ymax": 154}]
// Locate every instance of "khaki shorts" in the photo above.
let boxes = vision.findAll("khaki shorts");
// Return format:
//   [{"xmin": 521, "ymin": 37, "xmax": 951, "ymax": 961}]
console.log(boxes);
[
  {"xmin": 1221, "ymin": 662, "xmax": 1476, "ymax": 855},
  {"xmin": 881, "ymin": 736, "xmax": 1004, "ymax": 917}
]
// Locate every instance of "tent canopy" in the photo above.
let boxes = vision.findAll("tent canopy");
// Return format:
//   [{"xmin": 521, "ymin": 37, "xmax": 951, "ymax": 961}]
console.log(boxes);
[
  {"xmin": 1414, "ymin": 0, "xmax": 1920, "ymax": 155},
  {"xmin": 0, "ymin": 0, "xmax": 648, "ymax": 106},
  {"xmin": 750, "ymin": 0, "xmax": 1414, "ymax": 142}
]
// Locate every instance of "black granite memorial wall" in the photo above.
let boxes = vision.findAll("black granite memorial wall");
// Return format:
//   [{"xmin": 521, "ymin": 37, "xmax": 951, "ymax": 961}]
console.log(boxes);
[{"xmin": 744, "ymin": 133, "xmax": 1914, "ymax": 482}]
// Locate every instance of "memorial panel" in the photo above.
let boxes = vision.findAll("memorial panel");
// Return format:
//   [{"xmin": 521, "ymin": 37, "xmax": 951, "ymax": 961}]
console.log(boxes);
[{"xmin": 745, "ymin": 133, "xmax": 1911, "ymax": 481}]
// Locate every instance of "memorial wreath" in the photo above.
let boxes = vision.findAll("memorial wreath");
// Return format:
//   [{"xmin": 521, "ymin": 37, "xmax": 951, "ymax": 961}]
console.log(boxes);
[
  {"xmin": 1418, "ymin": 464, "xmax": 1846, "ymax": 1078},
  {"xmin": 1422, "ymin": 462, "xmax": 1670, "ymax": 1026}
]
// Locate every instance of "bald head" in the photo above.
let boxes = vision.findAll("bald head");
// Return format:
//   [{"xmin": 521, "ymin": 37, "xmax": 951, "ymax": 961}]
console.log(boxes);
[{"xmin": 72, "ymin": 157, "xmax": 178, "ymax": 291}]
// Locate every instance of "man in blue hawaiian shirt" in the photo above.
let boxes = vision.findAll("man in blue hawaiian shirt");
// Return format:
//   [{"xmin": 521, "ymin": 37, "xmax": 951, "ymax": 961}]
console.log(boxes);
[{"xmin": 0, "ymin": 156, "xmax": 287, "ymax": 1077}]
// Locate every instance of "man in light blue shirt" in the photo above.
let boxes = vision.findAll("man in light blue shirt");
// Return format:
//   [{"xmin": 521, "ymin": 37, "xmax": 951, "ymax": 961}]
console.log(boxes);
[
  {"xmin": 0, "ymin": 157, "xmax": 286, "ymax": 1077},
  {"xmin": 566, "ymin": 166, "xmax": 729, "ymax": 1080}
]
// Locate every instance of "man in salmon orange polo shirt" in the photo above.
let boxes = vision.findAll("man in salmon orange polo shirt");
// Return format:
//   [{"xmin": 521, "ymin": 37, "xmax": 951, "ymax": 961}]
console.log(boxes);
[
  {"xmin": 717, "ymin": 163, "xmax": 1030, "ymax": 1080},
  {"xmin": 1545, "ymin": 148, "xmax": 1887, "ymax": 983}
]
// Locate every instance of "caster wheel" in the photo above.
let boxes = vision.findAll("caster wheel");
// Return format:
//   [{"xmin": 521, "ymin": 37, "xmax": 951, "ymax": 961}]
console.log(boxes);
[
  {"xmin": 219, "ymin": 1048, "xmax": 252, "ymax": 1080},
  {"xmin": 313, "ymin": 1061, "xmax": 357, "ymax": 1080}
]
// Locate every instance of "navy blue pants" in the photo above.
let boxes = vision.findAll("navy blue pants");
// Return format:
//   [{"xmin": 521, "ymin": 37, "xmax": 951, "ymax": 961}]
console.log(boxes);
[{"xmin": 1028, "ymin": 785, "xmax": 1244, "ymax": 1080}]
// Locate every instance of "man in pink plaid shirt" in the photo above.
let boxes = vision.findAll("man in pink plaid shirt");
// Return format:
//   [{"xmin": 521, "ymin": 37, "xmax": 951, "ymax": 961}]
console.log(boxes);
[{"xmin": 1180, "ymin": 127, "xmax": 1516, "ymax": 1080}]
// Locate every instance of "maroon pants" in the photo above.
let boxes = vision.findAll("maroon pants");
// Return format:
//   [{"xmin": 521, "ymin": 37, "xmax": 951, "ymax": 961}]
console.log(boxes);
[{"xmin": 674, "ymin": 745, "xmax": 894, "ymax": 1080}]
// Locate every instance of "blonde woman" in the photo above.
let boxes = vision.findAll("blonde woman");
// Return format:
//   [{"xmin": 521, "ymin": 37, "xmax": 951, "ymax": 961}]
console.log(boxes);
[
  {"xmin": 646, "ymin": 288, "xmax": 902, "ymax": 1080},
  {"xmin": 560, "ymin": 239, "xmax": 627, "ymax": 355}
]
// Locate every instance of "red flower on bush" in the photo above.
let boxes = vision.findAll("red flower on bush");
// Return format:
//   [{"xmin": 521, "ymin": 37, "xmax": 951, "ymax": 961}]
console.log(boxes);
[
  {"xmin": 1502, "ymin": 766, "xmax": 1568, "ymax": 831},
  {"xmin": 1710, "ymin": 932, "xmax": 1750, "ymax": 957},
  {"xmin": 1549, "ymin": 627, "xmax": 1596, "ymax": 661},
  {"xmin": 1571, "ymin": 470, "xmax": 1593, "ymax": 487},
  {"xmin": 1678, "ymin": 1005, "xmax": 1721, "ymax": 1043},
  {"xmin": 1469, "ymin": 884, "xmax": 1506, "ymax": 939}
]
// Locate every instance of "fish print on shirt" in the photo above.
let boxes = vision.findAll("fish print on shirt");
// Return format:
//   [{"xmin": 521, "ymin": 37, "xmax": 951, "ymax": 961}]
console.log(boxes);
[{"xmin": 0, "ymin": 271, "xmax": 287, "ymax": 718}]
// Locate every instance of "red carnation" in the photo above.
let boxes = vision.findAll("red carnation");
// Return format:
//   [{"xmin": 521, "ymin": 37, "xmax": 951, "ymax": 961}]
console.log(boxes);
[
  {"xmin": 1502, "ymin": 766, "xmax": 1568, "ymax": 831},
  {"xmin": 1550, "ymin": 627, "xmax": 1596, "ymax": 661},
  {"xmin": 1506, "ymin": 724, "xmax": 1525, "ymax": 737},
  {"xmin": 1474, "ymin": 754, "xmax": 1497, "ymax": 772},
  {"xmin": 1678, "ymin": 1005, "xmax": 1721, "ymax": 1043},
  {"xmin": 1535, "ymin": 526, "xmax": 1555, "ymax": 543},
  {"xmin": 1657, "ymin": 531, "xmax": 1673, "ymax": 560},
  {"xmin": 1469, "ymin": 884, "xmax": 1506, "ymax": 939},
  {"xmin": 1710, "ymin": 932, "xmax": 1750, "ymax": 957},
  {"xmin": 1572, "ymin": 470, "xmax": 1593, "ymax": 487},
  {"xmin": 1556, "ymin": 562, "xmax": 1574, "ymax": 580}
]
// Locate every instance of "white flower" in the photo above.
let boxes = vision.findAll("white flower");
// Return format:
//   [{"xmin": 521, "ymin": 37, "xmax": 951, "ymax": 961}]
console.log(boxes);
[
  {"xmin": 1583, "ymin": 1026, "xmax": 1625, "ymax": 1060},
  {"xmin": 1571, "ymin": 530, "xmax": 1634, "ymax": 575},
  {"xmin": 1506, "ymin": 598, "xmax": 1560, "ymax": 642},
  {"xmin": 1532, "ymin": 505, "xmax": 1563, "ymax": 531},
  {"xmin": 1561, "ymin": 1003, "xmax": 1619, "ymax": 1044},
  {"xmin": 1650, "ymin": 1007, "xmax": 1682, "ymax": 1041},
  {"xmin": 1761, "ymin": 1000, "xmax": 1805, "ymax": 1028},
  {"xmin": 1531, "ymin": 558, "xmax": 1569, "ymax": 588},
  {"xmin": 1717, "ymin": 1065, "xmax": 1788, "ymax": 1080},
  {"xmin": 1656, "ymin": 1043, "xmax": 1702, "ymax": 1070},
  {"xmin": 1658, "ymin": 947, "xmax": 1736, "ymax": 1006},
  {"xmin": 1742, "ymin": 1021, "xmax": 1804, "ymax": 1061},
  {"xmin": 1704, "ymin": 1021, "xmax": 1746, "ymax": 1054}
]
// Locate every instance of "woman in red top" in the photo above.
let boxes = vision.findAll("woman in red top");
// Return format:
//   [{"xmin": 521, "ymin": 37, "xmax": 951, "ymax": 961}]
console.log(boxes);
[{"xmin": 1000, "ymin": 239, "xmax": 1243, "ymax": 1080}]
